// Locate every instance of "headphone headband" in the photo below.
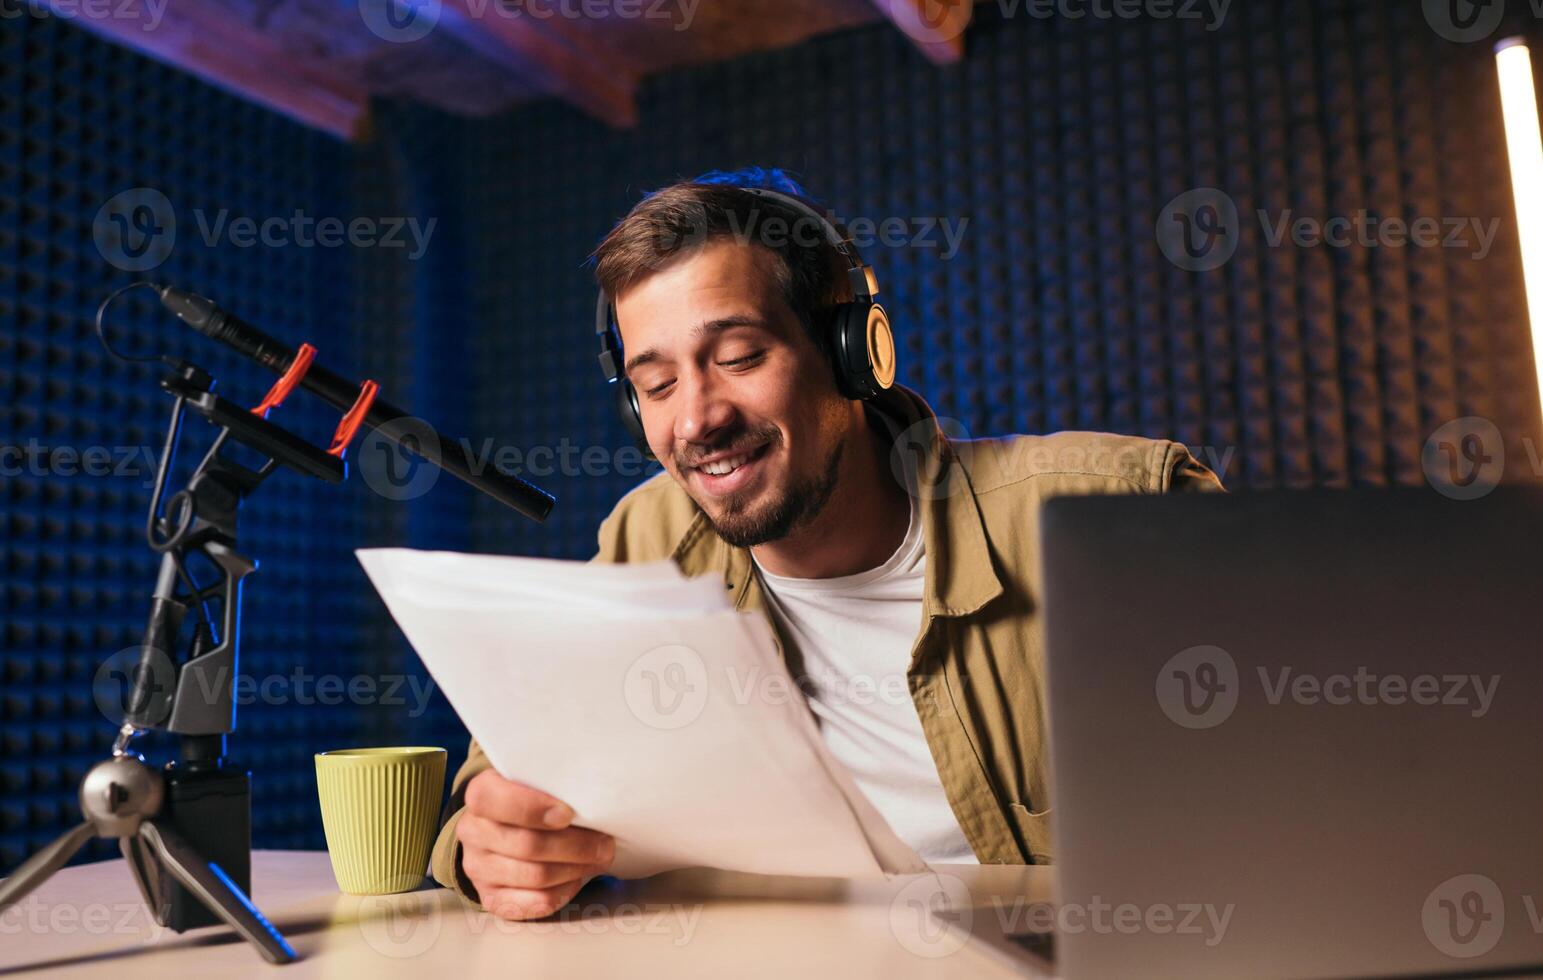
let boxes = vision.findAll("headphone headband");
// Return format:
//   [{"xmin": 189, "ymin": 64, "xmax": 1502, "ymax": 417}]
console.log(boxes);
[{"xmin": 735, "ymin": 187, "xmax": 880, "ymax": 304}]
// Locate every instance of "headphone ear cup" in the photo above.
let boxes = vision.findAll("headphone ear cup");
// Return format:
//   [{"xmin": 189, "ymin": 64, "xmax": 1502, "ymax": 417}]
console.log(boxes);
[
  {"xmin": 829, "ymin": 301, "xmax": 896, "ymax": 400},
  {"xmin": 615, "ymin": 378, "xmax": 654, "ymax": 459}
]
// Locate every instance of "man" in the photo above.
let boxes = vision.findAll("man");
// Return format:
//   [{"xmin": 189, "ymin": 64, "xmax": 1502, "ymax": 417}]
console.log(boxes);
[{"xmin": 430, "ymin": 169, "xmax": 1224, "ymax": 921}]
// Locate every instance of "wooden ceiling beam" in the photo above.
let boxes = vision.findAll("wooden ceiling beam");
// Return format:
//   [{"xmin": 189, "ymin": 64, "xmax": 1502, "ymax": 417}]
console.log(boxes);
[
  {"xmin": 45, "ymin": 0, "xmax": 370, "ymax": 140},
  {"xmin": 869, "ymin": 0, "xmax": 971, "ymax": 64},
  {"xmin": 436, "ymin": 0, "xmax": 639, "ymax": 128}
]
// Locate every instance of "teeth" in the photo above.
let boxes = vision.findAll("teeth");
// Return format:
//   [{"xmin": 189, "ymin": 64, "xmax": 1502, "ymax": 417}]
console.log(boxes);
[{"xmin": 700, "ymin": 451, "xmax": 751, "ymax": 476}]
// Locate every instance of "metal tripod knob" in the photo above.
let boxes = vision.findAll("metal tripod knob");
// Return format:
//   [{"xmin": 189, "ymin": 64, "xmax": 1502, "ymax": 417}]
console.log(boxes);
[{"xmin": 81, "ymin": 755, "xmax": 164, "ymax": 837}]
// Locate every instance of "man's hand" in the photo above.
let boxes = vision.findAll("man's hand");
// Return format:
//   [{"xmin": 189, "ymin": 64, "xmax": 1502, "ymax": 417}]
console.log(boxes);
[{"xmin": 456, "ymin": 770, "xmax": 616, "ymax": 920}]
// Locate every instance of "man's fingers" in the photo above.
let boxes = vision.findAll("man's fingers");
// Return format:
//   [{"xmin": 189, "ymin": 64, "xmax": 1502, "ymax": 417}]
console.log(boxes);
[
  {"xmin": 476, "ymin": 878, "xmax": 591, "ymax": 922},
  {"xmin": 464, "ymin": 770, "xmax": 576, "ymax": 828},
  {"xmin": 457, "ymin": 773, "xmax": 609, "ymax": 923},
  {"xmin": 457, "ymin": 813, "xmax": 615, "ymax": 865},
  {"xmin": 462, "ymin": 846, "xmax": 605, "ymax": 890}
]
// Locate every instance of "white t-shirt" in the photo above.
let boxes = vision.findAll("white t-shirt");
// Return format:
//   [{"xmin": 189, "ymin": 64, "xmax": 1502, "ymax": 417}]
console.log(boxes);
[{"xmin": 753, "ymin": 492, "xmax": 978, "ymax": 864}]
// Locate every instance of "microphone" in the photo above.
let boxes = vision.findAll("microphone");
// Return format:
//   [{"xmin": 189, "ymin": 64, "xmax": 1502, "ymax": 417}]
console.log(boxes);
[{"xmin": 155, "ymin": 284, "xmax": 555, "ymax": 523}]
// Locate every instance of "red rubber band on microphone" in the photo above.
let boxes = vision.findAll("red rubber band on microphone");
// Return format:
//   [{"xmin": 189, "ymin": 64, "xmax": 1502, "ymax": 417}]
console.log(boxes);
[
  {"xmin": 251, "ymin": 343, "xmax": 316, "ymax": 418},
  {"xmin": 328, "ymin": 380, "xmax": 379, "ymax": 458}
]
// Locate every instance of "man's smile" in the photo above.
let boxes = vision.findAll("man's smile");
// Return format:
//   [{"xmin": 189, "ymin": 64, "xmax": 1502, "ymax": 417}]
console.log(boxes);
[{"xmin": 686, "ymin": 441, "xmax": 773, "ymax": 497}]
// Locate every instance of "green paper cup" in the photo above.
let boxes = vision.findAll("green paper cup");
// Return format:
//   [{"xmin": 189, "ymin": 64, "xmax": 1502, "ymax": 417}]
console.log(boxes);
[{"xmin": 316, "ymin": 747, "xmax": 447, "ymax": 895}]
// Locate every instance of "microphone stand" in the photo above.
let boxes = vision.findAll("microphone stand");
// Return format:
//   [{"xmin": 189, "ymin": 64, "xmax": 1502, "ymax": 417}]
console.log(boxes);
[
  {"xmin": 0, "ymin": 361, "xmax": 344, "ymax": 962},
  {"xmin": 0, "ymin": 297, "xmax": 551, "ymax": 964}
]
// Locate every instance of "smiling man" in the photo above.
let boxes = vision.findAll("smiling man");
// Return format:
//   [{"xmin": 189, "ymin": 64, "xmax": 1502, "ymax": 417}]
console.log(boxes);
[{"xmin": 429, "ymin": 168, "xmax": 1224, "ymax": 921}]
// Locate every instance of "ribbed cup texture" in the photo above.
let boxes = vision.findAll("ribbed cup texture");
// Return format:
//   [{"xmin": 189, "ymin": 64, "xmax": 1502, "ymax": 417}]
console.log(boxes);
[{"xmin": 316, "ymin": 748, "xmax": 446, "ymax": 895}]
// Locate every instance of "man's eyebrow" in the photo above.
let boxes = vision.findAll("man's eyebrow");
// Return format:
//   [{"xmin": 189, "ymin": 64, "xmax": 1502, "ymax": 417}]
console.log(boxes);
[{"xmin": 622, "ymin": 315, "xmax": 770, "ymax": 377}]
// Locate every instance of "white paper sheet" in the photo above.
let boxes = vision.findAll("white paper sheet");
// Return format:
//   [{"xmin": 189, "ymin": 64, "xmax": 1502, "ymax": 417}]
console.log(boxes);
[{"xmin": 357, "ymin": 547, "xmax": 928, "ymax": 879}]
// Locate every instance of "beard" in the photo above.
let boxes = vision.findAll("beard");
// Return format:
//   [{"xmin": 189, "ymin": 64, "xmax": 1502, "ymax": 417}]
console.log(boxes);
[{"xmin": 683, "ymin": 428, "xmax": 844, "ymax": 549}]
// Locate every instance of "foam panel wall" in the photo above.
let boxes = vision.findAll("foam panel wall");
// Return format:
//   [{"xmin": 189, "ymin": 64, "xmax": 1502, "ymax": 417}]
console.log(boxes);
[
  {"xmin": 459, "ymin": 0, "xmax": 1536, "ymax": 561},
  {"xmin": 0, "ymin": 5, "xmax": 429, "ymax": 868}
]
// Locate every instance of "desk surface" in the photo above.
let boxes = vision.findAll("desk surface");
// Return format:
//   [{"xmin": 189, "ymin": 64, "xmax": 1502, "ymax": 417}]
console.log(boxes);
[{"xmin": 0, "ymin": 851, "xmax": 1054, "ymax": 978}]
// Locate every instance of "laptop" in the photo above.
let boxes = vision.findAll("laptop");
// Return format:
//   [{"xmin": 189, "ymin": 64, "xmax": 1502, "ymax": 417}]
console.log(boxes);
[{"xmin": 939, "ymin": 487, "xmax": 1543, "ymax": 979}]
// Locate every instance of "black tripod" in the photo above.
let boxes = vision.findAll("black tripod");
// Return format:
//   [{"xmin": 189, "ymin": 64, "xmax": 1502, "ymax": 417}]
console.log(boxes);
[
  {"xmin": 0, "ymin": 753, "xmax": 294, "ymax": 962},
  {"xmin": 0, "ymin": 361, "xmax": 350, "ymax": 963},
  {"xmin": 0, "ymin": 284, "xmax": 554, "ymax": 963}
]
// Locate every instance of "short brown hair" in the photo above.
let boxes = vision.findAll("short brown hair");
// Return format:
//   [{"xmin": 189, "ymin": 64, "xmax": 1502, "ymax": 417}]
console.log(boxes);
[{"xmin": 590, "ymin": 170, "xmax": 854, "ymax": 348}]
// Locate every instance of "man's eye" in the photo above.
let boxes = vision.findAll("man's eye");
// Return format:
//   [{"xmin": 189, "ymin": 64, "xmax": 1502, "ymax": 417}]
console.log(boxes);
[
  {"xmin": 718, "ymin": 351, "xmax": 765, "ymax": 369},
  {"xmin": 644, "ymin": 380, "xmax": 674, "ymax": 398}
]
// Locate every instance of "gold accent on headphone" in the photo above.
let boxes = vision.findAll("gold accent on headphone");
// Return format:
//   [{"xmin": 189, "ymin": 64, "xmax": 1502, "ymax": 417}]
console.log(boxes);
[{"xmin": 867, "ymin": 306, "xmax": 896, "ymax": 389}]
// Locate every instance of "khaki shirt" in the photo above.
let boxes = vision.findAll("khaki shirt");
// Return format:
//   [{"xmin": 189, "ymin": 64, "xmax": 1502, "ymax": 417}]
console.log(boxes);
[{"xmin": 430, "ymin": 385, "xmax": 1223, "ymax": 901}]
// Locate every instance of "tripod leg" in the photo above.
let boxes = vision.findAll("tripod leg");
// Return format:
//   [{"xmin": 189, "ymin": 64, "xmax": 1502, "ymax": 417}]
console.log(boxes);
[
  {"xmin": 138, "ymin": 821, "xmax": 296, "ymax": 964},
  {"xmin": 0, "ymin": 822, "xmax": 97, "ymax": 911},
  {"xmin": 120, "ymin": 836, "xmax": 164, "ymax": 921}
]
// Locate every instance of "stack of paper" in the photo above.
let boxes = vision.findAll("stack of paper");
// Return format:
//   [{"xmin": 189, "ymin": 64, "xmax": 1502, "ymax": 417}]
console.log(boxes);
[{"xmin": 356, "ymin": 549, "xmax": 928, "ymax": 879}]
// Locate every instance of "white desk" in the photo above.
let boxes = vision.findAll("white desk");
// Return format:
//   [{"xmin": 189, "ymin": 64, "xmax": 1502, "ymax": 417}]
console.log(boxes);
[{"xmin": 0, "ymin": 851, "xmax": 1055, "ymax": 978}]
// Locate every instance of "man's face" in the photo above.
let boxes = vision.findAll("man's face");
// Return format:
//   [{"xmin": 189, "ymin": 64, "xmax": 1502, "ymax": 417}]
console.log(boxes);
[{"xmin": 614, "ymin": 240, "xmax": 850, "ymax": 547}]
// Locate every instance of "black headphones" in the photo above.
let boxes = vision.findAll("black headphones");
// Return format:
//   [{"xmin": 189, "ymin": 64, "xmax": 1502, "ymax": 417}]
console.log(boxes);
[{"xmin": 595, "ymin": 186, "xmax": 897, "ymax": 458}]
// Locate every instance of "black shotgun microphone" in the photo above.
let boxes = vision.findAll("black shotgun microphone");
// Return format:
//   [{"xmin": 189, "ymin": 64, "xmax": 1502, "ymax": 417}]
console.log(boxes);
[{"xmin": 155, "ymin": 284, "xmax": 556, "ymax": 523}]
